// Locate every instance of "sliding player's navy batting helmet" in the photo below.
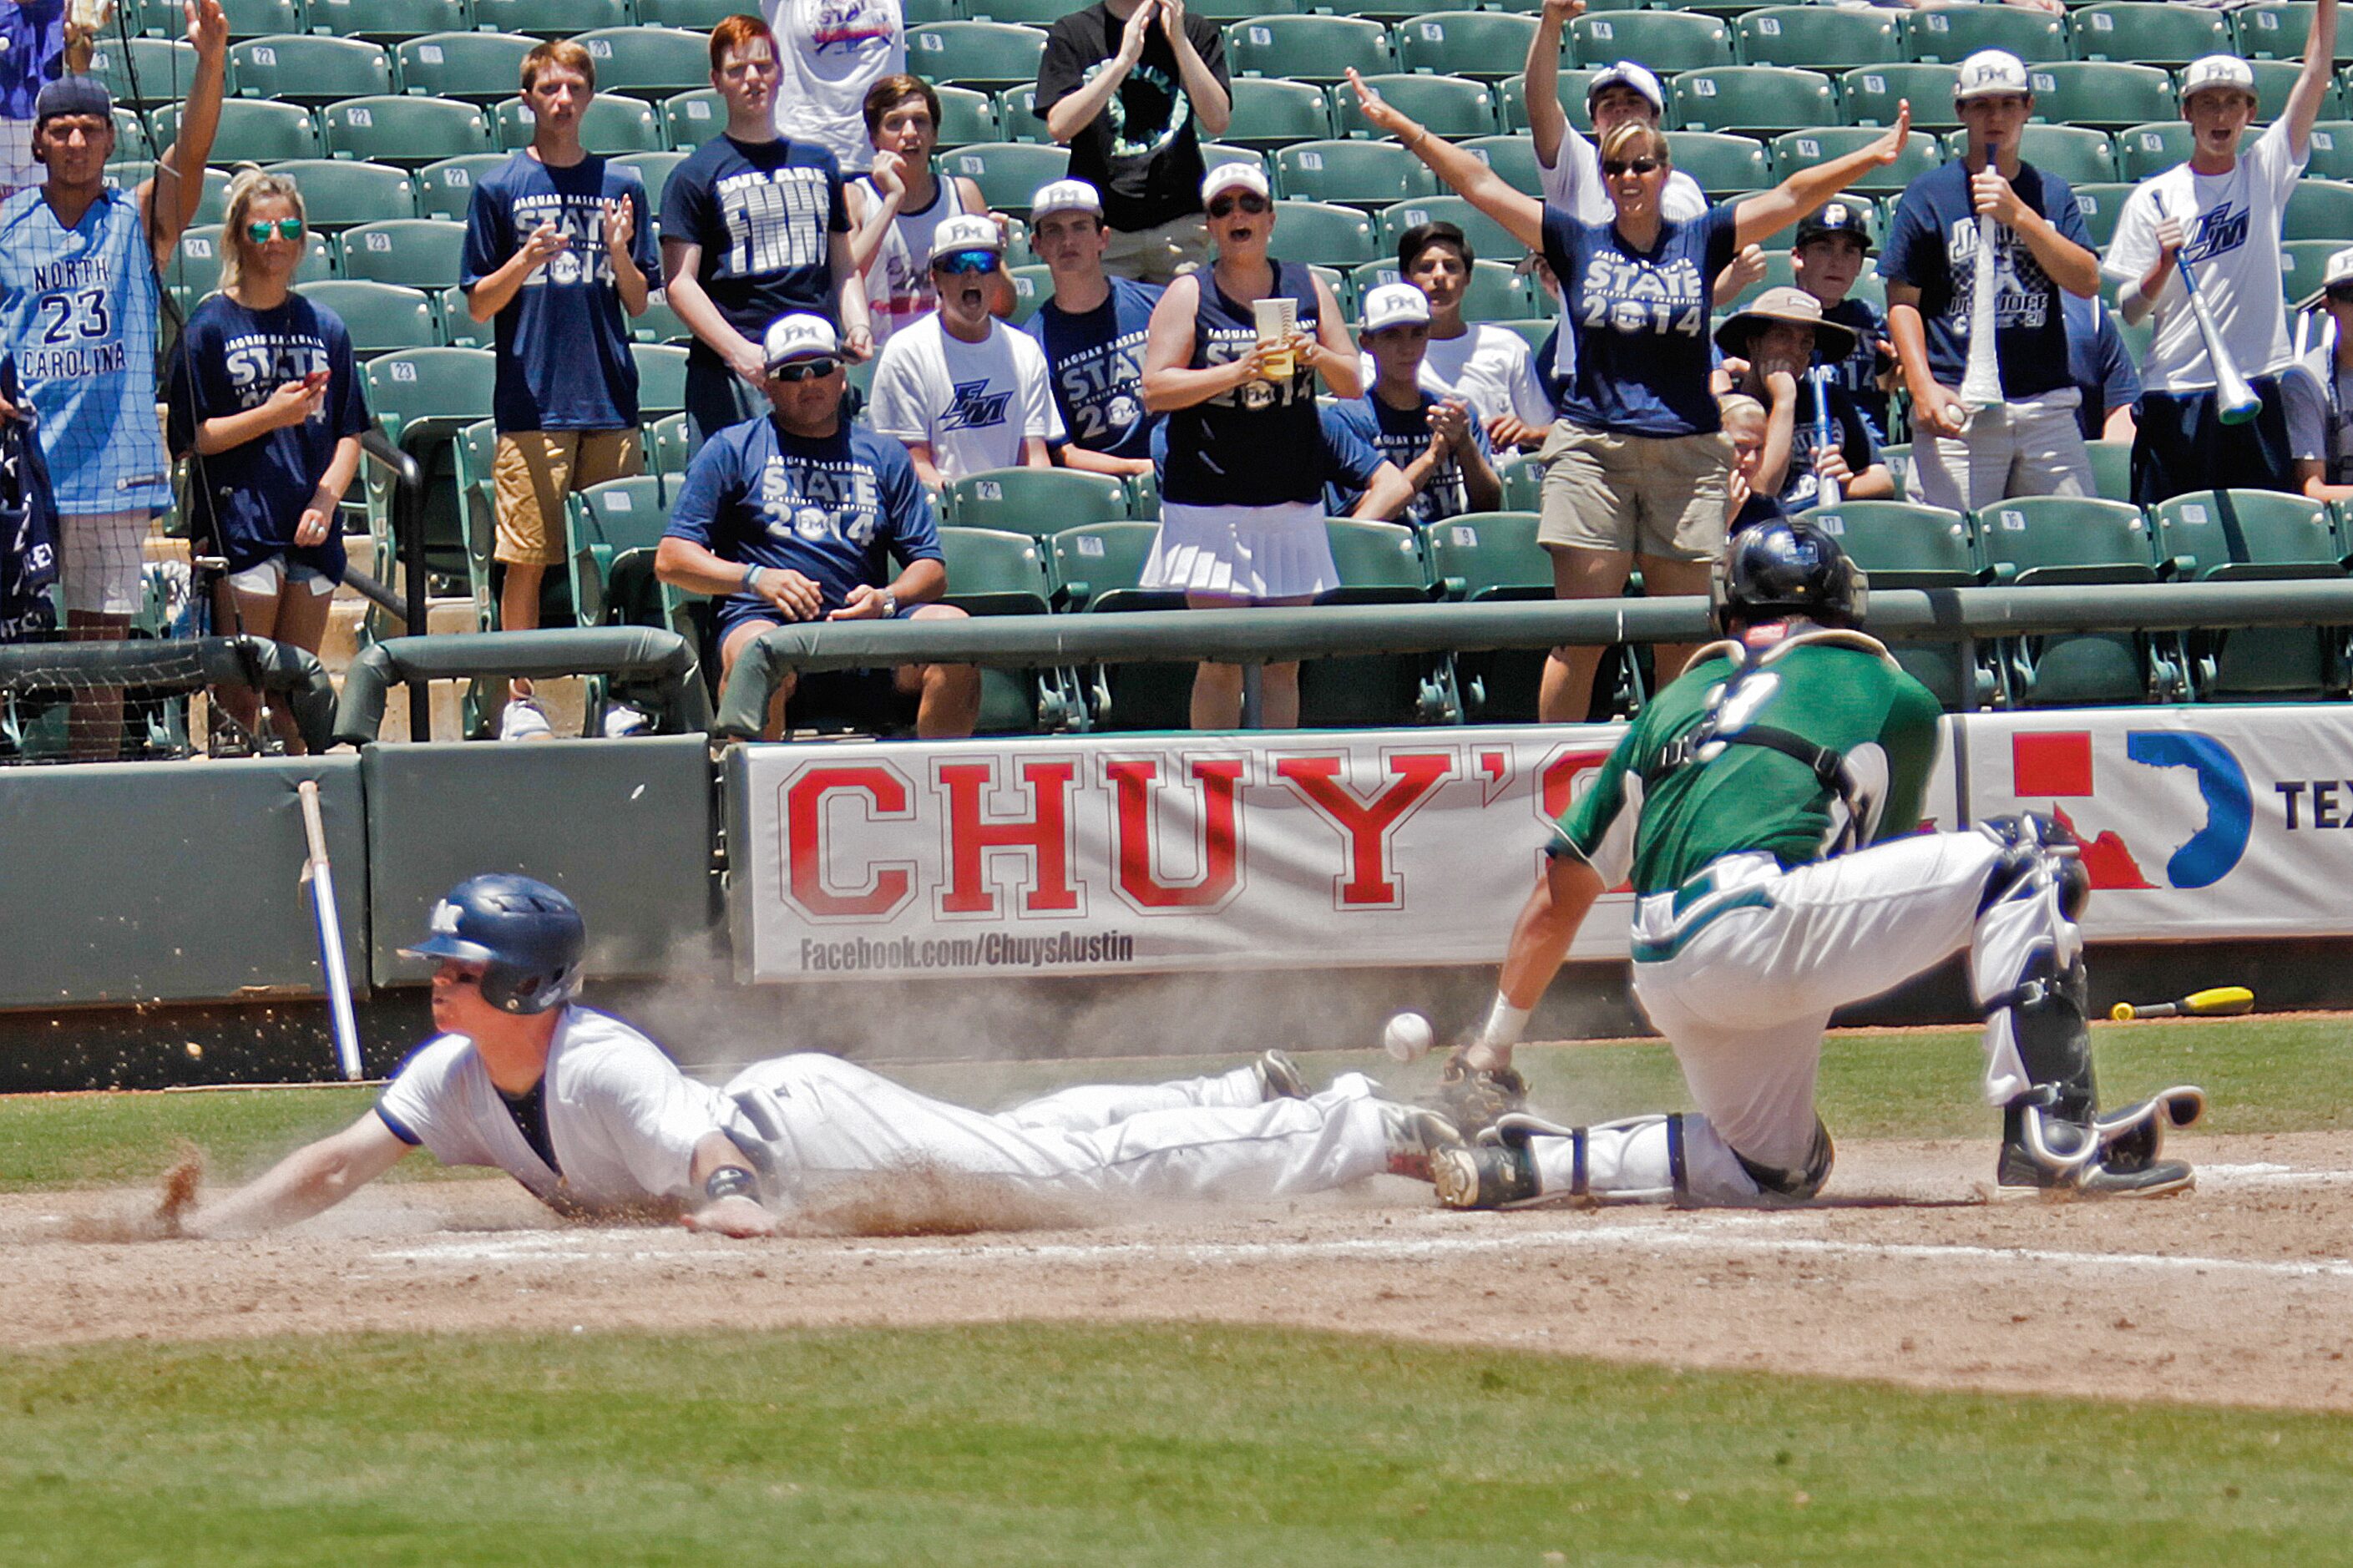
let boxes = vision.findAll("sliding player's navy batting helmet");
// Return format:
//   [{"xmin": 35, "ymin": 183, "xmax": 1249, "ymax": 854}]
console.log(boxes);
[{"xmin": 400, "ymin": 873, "xmax": 584, "ymax": 1015}]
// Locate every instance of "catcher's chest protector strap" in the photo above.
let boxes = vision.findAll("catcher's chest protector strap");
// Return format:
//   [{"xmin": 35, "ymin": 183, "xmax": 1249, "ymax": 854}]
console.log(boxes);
[{"xmin": 1643, "ymin": 659, "xmax": 1867, "ymax": 852}]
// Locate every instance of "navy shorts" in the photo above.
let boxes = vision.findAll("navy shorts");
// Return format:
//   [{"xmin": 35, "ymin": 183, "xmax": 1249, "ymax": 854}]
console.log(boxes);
[{"xmin": 2129, "ymin": 377, "xmax": 2296, "ymax": 507}]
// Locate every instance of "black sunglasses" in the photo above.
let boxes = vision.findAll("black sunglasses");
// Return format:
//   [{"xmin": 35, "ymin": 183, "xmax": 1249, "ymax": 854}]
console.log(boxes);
[
  {"xmin": 770, "ymin": 357, "xmax": 842, "ymax": 382},
  {"xmin": 1601, "ymin": 157, "xmax": 1662, "ymax": 177},
  {"xmin": 1207, "ymin": 192, "xmax": 1271, "ymax": 219}
]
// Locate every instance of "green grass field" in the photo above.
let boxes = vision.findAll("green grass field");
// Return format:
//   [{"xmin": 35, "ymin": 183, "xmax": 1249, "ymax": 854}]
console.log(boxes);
[{"xmin": 3, "ymin": 1017, "xmax": 2349, "ymax": 1563}]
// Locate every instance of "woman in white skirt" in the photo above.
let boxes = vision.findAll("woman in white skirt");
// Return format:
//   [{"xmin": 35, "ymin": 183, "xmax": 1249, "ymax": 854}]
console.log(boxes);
[{"xmin": 1139, "ymin": 162, "xmax": 1363, "ymax": 729}]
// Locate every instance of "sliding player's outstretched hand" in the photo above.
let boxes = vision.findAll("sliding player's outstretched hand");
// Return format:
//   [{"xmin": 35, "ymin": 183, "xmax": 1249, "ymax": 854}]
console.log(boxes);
[{"xmin": 684, "ymin": 1194, "xmax": 777, "ymax": 1237}]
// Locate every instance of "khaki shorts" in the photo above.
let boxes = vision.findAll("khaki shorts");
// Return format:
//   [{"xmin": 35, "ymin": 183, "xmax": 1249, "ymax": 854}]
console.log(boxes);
[
  {"xmin": 493, "ymin": 429, "xmax": 641, "ymax": 567},
  {"xmin": 1104, "ymin": 214, "xmax": 1211, "ymax": 286},
  {"xmin": 1536, "ymin": 422, "xmax": 1733, "ymax": 564}
]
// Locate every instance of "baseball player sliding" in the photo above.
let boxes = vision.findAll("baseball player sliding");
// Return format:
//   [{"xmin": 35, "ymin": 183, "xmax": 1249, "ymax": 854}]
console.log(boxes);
[
  {"xmin": 1426, "ymin": 519, "xmax": 2204, "ymax": 1209},
  {"xmin": 186, "ymin": 876, "xmax": 1461, "ymax": 1238}
]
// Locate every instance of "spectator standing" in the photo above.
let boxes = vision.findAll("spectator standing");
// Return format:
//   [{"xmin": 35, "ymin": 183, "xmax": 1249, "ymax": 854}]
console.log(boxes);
[
  {"xmin": 846, "ymin": 74, "xmax": 987, "ymax": 350},
  {"xmin": 762, "ymin": 0, "xmax": 903, "ymax": 179},
  {"xmin": 1, "ymin": 2, "xmax": 91, "ymax": 202},
  {"xmin": 463, "ymin": 38, "xmax": 659, "ymax": 740},
  {"xmin": 655, "ymin": 312, "xmax": 979, "ymax": 740},
  {"xmin": 1025, "ymin": 178, "xmax": 1161, "ymax": 477},
  {"xmin": 2285, "ymin": 246, "xmax": 2353, "ymax": 500},
  {"xmin": 1138, "ymin": 162, "xmax": 1364, "ymax": 729},
  {"xmin": 1329, "ymin": 282, "xmax": 1500, "ymax": 525},
  {"xmin": 1381, "ymin": 221, "xmax": 1551, "ymax": 456},
  {"xmin": 1881, "ymin": 52, "xmax": 2103, "ymax": 513},
  {"xmin": 869, "ymin": 214, "xmax": 1063, "ymax": 488},
  {"xmin": 2107, "ymin": 25, "xmax": 2337, "ymax": 505},
  {"xmin": 1789, "ymin": 200, "xmax": 1892, "ymax": 444},
  {"xmin": 166, "ymin": 169, "xmax": 366, "ymax": 755},
  {"xmin": 1714, "ymin": 289, "xmax": 1890, "ymax": 511},
  {"xmin": 664, "ymin": 15, "xmax": 872, "ymax": 449},
  {"xmin": 1038, "ymin": 0, "xmax": 1230, "ymax": 286},
  {"xmin": 2065, "ymin": 293, "xmax": 2140, "ymax": 446},
  {"xmin": 0, "ymin": 0, "xmax": 225, "ymax": 759},
  {"xmin": 1352, "ymin": 72, "xmax": 1911, "ymax": 723}
]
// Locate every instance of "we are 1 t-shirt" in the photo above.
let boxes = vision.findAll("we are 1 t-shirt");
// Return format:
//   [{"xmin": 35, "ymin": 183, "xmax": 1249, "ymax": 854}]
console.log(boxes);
[
  {"xmin": 1323, "ymin": 389, "xmax": 1491, "ymax": 524},
  {"xmin": 1541, "ymin": 203, "xmax": 1738, "ymax": 437},
  {"xmin": 461, "ymin": 150, "xmax": 658, "ymax": 432},
  {"xmin": 1027, "ymin": 274, "xmax": 1163, "ymax": 460},
  {"xmin": 661, "ymin": 134, "xmax": 849, "ymax": 367}
]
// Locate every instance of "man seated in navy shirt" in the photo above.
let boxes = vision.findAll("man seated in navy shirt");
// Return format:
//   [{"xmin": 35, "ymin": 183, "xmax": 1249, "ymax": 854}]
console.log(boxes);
[
  {"xmin": 1326, "ymin": 283, "xmax": 1500, "ymax": 525},
  {"xmin": 653, "ymin": 313, "xmax": 979, "ymax": 739},
  {"xmin": 1024, "ymin": 178, "xmax": 1161, "ymax": 478}
]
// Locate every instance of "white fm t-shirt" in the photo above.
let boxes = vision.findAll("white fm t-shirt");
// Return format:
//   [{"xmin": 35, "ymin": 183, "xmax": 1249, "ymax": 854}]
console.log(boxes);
[
  {"xmin": 765, "ymin": 0, "xmax": 906, "ymax": 178},
  {"xmin": 1355, "ymin": 323, "xmax": 1552, "ymax": 431},
  {"xmin": 868, "ymin": 312, "xmax": 1066, "ymax": 483},
  {"xmin": 374, "ymin": 1007, "xmax": 730, "ymax": 1212},
  {"xmin": 2104, "ymin": 117, "xmax": 2307, "ymax": 389}
]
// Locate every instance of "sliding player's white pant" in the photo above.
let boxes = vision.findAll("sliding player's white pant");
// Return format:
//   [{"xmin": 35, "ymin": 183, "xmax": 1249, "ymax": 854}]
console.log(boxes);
[{"xmin": 722, "ymin": 1055, "xmax": 1393, "ymax": 1204}]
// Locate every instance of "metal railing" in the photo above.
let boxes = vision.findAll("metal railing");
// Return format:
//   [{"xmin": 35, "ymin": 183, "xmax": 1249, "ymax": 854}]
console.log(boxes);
[{"xmin": 332, "ymin": 626, "xmax": 710, "ymax": 747}]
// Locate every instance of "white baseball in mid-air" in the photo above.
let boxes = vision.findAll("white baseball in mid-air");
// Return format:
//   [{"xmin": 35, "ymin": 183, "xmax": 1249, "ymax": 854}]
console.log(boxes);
[{"xmin": 1381, "ymin": 1009, "xmax": 1435, "ymax": 1063}]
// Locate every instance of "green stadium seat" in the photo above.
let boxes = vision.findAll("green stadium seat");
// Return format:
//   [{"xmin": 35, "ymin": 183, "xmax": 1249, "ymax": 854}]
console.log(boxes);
[
  {"xmin": 1225, "ymin": 78, "xmax": 1334, "ymax": 149},
  {"xmin": 1200, "ymin": 143, "xmax": 1268, "ymax": 178},
  {"xmin": 438, "ymin": 285, "xmax": 486, "ymax": 347},
  {"xmin": 308, "ymin": 0, "xmax": 469, "ymax": 41},
  {"xmin": 1303, "ymin": 518, "xmax": 1442, "ymax": 727},
  {"xmin": 1330, "ymin": 73, "xmax": 1496, "ymax": 139},
  {"xmin": 939, "ymin": 142, "xmax": 1069, "ymax": 212},
  {"xmin": 2285, "ymin": 180, "xmax": 2353, "ymax": 241},
  {"xmin": 612, "ymin": 150, "xmax": 689, "ymax": 207},
  {"xmin": 1500, "ymin": 70, "xmax": 1604, "ymax": 137},
  {"xmin": 2070, "ymin": 4, "xmax": 2231, "ymax": 67},
  {"xmin": 1975, "ymin": 495, "xmax": 2168, "ymax": 706},
  {"xmin": 1880, "ymin": 442, "xmax": 1910, "ymax": 501},
  {"xmin": 149, "ymin": 0, "xmax": 303, "ymax": 40},
  {"xmin": 2280, "ymin": 238, "xmax": 2345, "ymax": 301},
  {"xmin": 964, "ymin": 0, "xmax": 1076, "ymax": 23},
  {"xmin": 2249, "ymin": 59, "xmax": 2348, "ymax": 122},
  {"xmin": 647, "ymin": 412, "xmax": 695, "ymax": 479},
  {"xmin": 335, "ymin": 218, "xmax": 465, "ymax": 287},
  {"xmin": 2115, "ymin": 122, "xmax": 2192, "ymax": 182},
  {"xmin": 1735, "ymin": 8, "xmax": 1900, "ymax": 71},
  {"xmin": 472, "ymin": 0, "xmax": 632, "ymax": 39},
  {"xmin": 1804, "ymin": 501, "xmax": 1976, "ymax": 588},
  {"xmin": 413, "ymin": 153, "xmax": 509, "ymax": 221},
  {"xmin": 395, "ymin": 33, "xmax": 536, "ymax": 105},
  {"xmin": 1375, "ymin": 195, "xmax": 1519, "ymax": 269},
  {"xmin": 567, "ymin": 476, "xmax": 672, "ymax": 630},
  {"xmin": 105, "ymin": 159, "xmax": 231, "ymax": 222},
  {"xmin": 1667, "ymin": 130, "xmax": 1769, "ymax": 197},
  {"xmin": 1900, "ymin": 7, "xmax": 2065, "ymax": 65},
  {"xmin": 996, "ymin": 83, "xmax": 1054, "ymax": 143},
  {"xmin": 152, "ymin": 99, "xmax": 319, "ymax": 164},
  {"xmin": 494, "ymin": 95, "xmax": 663, "ymax": 155},
  {"xmin": 1352, "ymin": 0, "xmax": 1471, "ymax": 23},
  {"xmin": 1393, "ymin": 13, "xmax": 1542, "ymax": 82},
  {"xmin": 2305, "ymin": 121, "xmax": 2353, "ymax": 180},
  {"xmin": 321, "ymin": 95, "xmax": 494, "ymax": 167},
  {"xmin": 2150, "ymin": 489, "xmax": 2348, "ymax": 698},
  {"xmin": 661, "ymin": 89, "xmax": 726, "ymax": 150},
  {"xmin": 576, "ymin": 27, "xmax": 713, "ymax": 101},
  {"xmin": 637, "ymin": 0, "xmax": 749, "ymax": 27},
  {"xmin": 1276, "ymin": 139, "xmax": 1438, "ymax": 208},
  {"xmin": 2070, "ymin": 182, "xmax": 2133, "ymax": 249},
  {"xmin": 903, "ymin": 0, "xmax": 965, "ymax": 22},
  {"xmin": 364, "ymin": 349, "xmax": 500, "ymax": 592},
  {"xmin": 908, "ymin": 23, "xmax": 1050, "ymax": 89},
  {"xmin": 167, "ymin": 221, "xmax": 333, "ymax": 311},
  {"xmin": 2242, "ymin": 3, "xmax": 2353, "ymax": 63},
  {"xmin": 632, "ymin": 291, "xmax": 691, "ymax": 345},
  {"xmin": 1570, "ymin": 13, "xmax": 1733, "ymax": 73},
  {"xmin": 937, "ymin": 525, "xmax": 1060, "ymax": 733},
  {"xmin": 87, "ymin": 37, "xmax": 200, "ymax": 105},
  {"xmin": 1941, "ymin": 125, "xmax": 2115, "ymax": 185},
  {"xmin": 1003, "ymin": 263, "xmax": 1050, "ymax": 325},
  {"xmin": 1492, "ymin": 318, "xmax": 1552, "ymax": 362},
  {"xmin": 918, "ymin": 83, "xmax": 994, "ymax": 144},
  {"xmin": 947, "ymin": 467, "xmax": 1130, "ymax": 536},
  {"xmin": 1266, "ymin": 200, "xmax": 1381, "ymax": 267},
  {"xmin": 2022, "ymin": 62, "xmax": 2176, "ymax": 132},
  {"xmin": 2087, "ymin": 438, "xmax": 2132, "ymax": 503},
  {"xmin": 1462, "ymin": 134, "xmax": 1541, "ymax": 195},
  {"xmin": 1350, "ymin": 258, "xmax": 1531, "ymax": 320},
  {"xmin": 448, "ymin": 416, "xmax": 499, "ymax": 627},
  {"xmin": 262, "ymin": 159, "xmax": 416, "ymax": 229},
  {"xmin": 109, "ymin": 105, "xmax": 150, "ymax": 157},
  {"xmin": 1420, "ymin": 508, "xmax": 1549, "ymax": 720},
  {"xmin": 1227, "ymin": 16, "xmax": 1394, "ymax": 84},
  {"xmin": 1769, "ymin": 128, "xmax": 1937, "ymax": 195},
  {"xmin": 631, "ymin": 344, "xmax": 691, "ymax": 420},
  {"xmin": 1839, "ymin": 64, "xmax": 1961, "ymax": 131},
  {"xmin": 1043, "ymin": 522, "xmax": 1191, "ymax": 731},
  {"xmin": 230, "ymin": 35, "xmax": 393, "ymax": 105},
  {"xmin": 1668, "ymin": 66, "xmax": 1836, "ymax": 137},
  {"xmin": 1316, "ymin": 517, "xmax": 1432, "ymax": 605},
  {"xmin": 1189, "ymin": 0, "xmax": 1306, "ymax": 20},
  {"xmin": 297, "ymin": 280, "xmax": 443, "ymax": 357}
]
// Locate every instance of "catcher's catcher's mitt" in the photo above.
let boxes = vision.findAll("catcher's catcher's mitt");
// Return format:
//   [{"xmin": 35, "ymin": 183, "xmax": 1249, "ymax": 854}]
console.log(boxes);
[{"xmin": 1428, "ymin": 1049, "xmax": 1529, "ymax": 1135}]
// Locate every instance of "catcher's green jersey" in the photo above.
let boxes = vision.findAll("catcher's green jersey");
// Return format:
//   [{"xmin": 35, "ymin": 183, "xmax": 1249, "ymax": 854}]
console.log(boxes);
[{"xmin": 1552, "ymin": 630, "xmax": 1945, "ymax": 897}]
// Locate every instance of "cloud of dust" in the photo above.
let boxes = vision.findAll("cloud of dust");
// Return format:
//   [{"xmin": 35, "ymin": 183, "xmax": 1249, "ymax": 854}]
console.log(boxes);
[{"xmin": 66, "ymin": 1141, "xmax": 204, "ymax": 1243}]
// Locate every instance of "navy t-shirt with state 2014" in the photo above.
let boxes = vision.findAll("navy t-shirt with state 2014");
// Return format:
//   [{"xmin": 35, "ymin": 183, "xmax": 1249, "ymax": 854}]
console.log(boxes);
[
  {"xmin": 1323, "ymin": 389, "xmax": 1491, "ymax": 524},
  {"xmin": 164, "ymin": 292, "xmax": 370, "ymax": 579},
  {"xmin": 660, "ymin": 134, "xmax": 850, "ymax": 369},
  {"xmin": 1026, "ymin": 274, "xmax": 1163, "ymax": 461},
  {"xmin": 462, "ymin": 151, "xmax": 659, "ymax": 433},
  {"xmin": 1878, "ymin": 159, "xmax": 2092, "ymax": 401},
  {"xmin": 1541, "ymin": 203, "xmax": 1739, "ymax": 438},
  {"xmin": 662, "ymin": 414, "xmax": 942, "ymax": 638}
]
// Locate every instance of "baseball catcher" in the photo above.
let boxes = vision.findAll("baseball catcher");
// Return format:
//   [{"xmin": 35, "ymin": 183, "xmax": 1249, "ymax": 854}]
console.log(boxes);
[
  {"xmin": 186, "ymin": 875, "xmax": 1460, "ymax": 1238},
  {"xmin": 1430, "ymin": 518, "xmax": 2203, "ymax": 1209}
]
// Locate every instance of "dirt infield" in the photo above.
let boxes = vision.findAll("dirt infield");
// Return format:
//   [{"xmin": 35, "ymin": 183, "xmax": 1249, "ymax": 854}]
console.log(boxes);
[{"xmin": 9, "ymin": 1130, "xmax": 2353, "ymax": 1412}]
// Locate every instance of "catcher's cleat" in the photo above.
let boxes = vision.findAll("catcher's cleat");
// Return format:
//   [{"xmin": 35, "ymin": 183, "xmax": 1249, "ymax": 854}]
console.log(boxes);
[
  {"xmin": 1995, "ymin": 1086, "xmax": 2201, "ymax": 1200},
  {"xmin": 1381, "ymin": 1102, "xmax": 1465, "ymax": 1181},
  {"xmin": 1430, "ymin": 1141, "xmax": 1541, "ymax": 1210},
  {"xmin": 1426, "ymin": 1049, "xmax": 1529, "ymax": 1135},
  {"xmin": 1996, "ymin": 1144, "xmax": 2195, "ymax": 1199},
  {"xmin": 1255, "ymin": 1049, "xmax": 1309, "ymax": 1102}
]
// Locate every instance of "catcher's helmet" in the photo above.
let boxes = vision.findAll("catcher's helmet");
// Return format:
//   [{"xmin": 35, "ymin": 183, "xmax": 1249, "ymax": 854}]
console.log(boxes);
[
  {"xmin": 1710, "ymin": 518, "xmax": 1869, "ymax": 636},
  {"xmin": 400, "ymin": 874, "xmax": 584, "ymax": 1015}
]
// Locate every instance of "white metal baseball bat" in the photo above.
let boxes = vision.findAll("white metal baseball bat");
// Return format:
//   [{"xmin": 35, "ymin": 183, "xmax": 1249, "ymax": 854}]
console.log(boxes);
[
  {"xmin": 1810, "ymin": 366, "xmax": 1841, "ymax": 507},
  {"xmin": 2157, "ymin": 195, "xmax": 2262, "ymax": 427},
  {"xmin": 298, "ymin": 780, "xmax": 365, "ymax": 1082},
  {"xmin": 1958, "ymin": 143, "xmax": 2004, "ymax": 414}
]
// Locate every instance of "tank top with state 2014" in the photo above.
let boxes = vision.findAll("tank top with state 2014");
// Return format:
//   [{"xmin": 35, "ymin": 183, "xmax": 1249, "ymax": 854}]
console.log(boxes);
[{"xmin": 1159, "ymin": 257, "xmax": 1321, "ymax": 508}]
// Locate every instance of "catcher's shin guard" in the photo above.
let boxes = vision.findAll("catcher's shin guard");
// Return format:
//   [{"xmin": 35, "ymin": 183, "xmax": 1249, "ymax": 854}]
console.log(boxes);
[{"xmin": 1434, "ymin": 1112, "xmax": 1792, "ymax": 1209}]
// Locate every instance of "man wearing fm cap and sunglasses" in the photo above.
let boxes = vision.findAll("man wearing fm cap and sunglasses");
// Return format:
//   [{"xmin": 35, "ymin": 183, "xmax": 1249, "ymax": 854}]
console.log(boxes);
[
  {"xmin": 868, "ymin": 211, "xmax": 1065, "ymax": 490},
  {"xmin": 655, "ymin": 311, "xmax": 980, "ymax": 740}
]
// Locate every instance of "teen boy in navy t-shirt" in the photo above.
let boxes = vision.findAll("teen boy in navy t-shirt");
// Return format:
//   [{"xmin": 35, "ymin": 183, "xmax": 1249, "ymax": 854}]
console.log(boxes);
[
  {"xmin": 461, "ymin": 38, "xmax": 659, "ymax": 736},
  {"xmin": 654, "ymin": 312, "xmax": 978, "ymax": 740},
  {"xmin": 1789, "ymin": 200, "xmax": 1892, "ymax": 444},
  {"xmin": 1325, "ymin": 283, "xmax": 1500, "ymax": 525},
  {"xmin": 1022, "ymin": 179, "xmax": 1162, "ymax": 477}
]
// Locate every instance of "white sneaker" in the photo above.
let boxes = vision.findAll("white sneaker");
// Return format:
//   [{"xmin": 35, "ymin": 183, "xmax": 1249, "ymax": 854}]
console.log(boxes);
[
  {"xmin": 601, "ymin": 706, "xmax": 650, "ymax": 737},
  {"xmin": 498, "ymin": 696, "xmax": 554, "ymax": 742}
]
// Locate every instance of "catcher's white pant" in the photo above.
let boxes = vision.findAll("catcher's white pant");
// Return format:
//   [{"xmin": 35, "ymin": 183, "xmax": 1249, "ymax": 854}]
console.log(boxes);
[
  {"xmin": 722, "ymin": 1055, "xmax": 1394, "ymax": 1203},
  {"xmin": 1527, "ymin": 831, "xmax": 2058, "ymax": 1205}
]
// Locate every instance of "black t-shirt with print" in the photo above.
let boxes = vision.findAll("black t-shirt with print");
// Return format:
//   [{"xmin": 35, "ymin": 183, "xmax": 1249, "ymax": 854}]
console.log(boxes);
[{"xmin": 1037, "ymin": 3, "xmax": 1228, "ymax": 232}]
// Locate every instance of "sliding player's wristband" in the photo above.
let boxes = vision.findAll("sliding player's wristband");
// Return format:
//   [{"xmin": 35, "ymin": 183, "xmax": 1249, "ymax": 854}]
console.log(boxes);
[{"xmin": 704, "ymin": 1166, "xmax": 757, "ymax": 1203}]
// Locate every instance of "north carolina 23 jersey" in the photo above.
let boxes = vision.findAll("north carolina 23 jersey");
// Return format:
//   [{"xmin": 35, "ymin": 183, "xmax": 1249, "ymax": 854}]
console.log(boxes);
[{"xmin": 1552, "ymin": 631, "xmax": 1944, "ymax": 897}]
